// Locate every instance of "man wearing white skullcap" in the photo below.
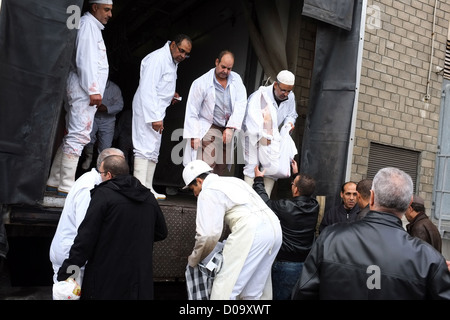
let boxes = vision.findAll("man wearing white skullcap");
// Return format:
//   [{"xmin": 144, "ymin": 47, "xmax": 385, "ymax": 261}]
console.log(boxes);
[
  {"xmin": 46, "ymin": 0, "xmax": 113, "ymax": 196},
  {"xmin": 240, "ymin": 70, "xmax": 298, "ymax": 196}
]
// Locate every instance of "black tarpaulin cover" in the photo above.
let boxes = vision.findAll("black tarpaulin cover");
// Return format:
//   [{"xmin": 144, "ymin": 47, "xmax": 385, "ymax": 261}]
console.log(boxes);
[
  {"xmin": 300, "ymin": 0, "xmax": 362, "ymax": 209},
  {"xmin": 0, "ymin": 0, "xmax": 82, "ymax": 205},
  {"xmin": 302, "ymin": 0, "xmax": 355, "ymax": 31}
]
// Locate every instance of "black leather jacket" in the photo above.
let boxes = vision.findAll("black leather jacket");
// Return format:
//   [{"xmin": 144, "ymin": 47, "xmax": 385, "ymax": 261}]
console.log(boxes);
[
  {"xmin": 293, "ymin": 211, "xmax": 450, "ymax": 300},
  {"xmin": 253, "ymin": 177, "xmax": 319, "ymax": 262}
]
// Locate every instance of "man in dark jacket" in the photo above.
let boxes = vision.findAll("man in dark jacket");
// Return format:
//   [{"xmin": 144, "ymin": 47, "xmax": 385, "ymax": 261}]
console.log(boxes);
[
  {"xmin": 292, "ymin": 167, "xmax": 450, "ymax": 300},
  {"xmin": 356, "ymin": 178, "xmax": 372, "ymax": 220},
  {"xmin": 319, "ymin": 181, "xmax": 360, "ymax": 233},
  {"xmin": 253, "ymin": 160, "xmax": 319, "ymax": 300},
  {"xmin": 57, "ymin": 155, "xmax": 168, "ymax": 300},
  {"xmin": 405, "ymin": 195, "xmax": 442, "ymax": 253}
]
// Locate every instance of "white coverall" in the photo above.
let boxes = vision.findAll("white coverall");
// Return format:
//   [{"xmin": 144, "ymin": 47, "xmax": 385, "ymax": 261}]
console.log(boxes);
[
  {"xmin": 63, "ymin": 12, "xmax": 109, "ymax": 156},
  {"xmin": 188, "ymin": 174, "xmax": 282, "ymax": 300},
  {"xmin": 182, "ymin": 68, "xmax": 247, "ymax": 167},
  {"xmin": 240, "ymin": 84, "xmax": 298, "ymax": 179},
  {"xmin": 132, "ymin": 41, "xmax": 178, "ymax": 162},
  {"xmin": 49, "ymin": 168, "xmax": 102, "ymax": 284},
  {"xmin": 86, "ymin": 80, "xmax": 124, "ymax": 153}
]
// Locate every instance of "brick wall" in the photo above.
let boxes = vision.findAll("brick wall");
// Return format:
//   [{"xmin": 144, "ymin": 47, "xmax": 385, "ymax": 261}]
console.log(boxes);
[{"xmin": 352, "ymin": 0, "xmax": 450, "ymax": 210}]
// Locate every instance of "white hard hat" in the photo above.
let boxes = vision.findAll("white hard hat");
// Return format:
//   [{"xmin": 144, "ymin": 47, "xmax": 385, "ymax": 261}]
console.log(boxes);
[{"xmin": 182, "ymin": 160, "xmax": 213, "ymax": 189}]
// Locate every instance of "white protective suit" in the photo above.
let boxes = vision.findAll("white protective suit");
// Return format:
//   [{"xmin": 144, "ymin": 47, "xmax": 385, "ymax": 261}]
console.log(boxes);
[
  {"xmin": 182, "ymin": 68, "xmax": 247, "ymax": 166},
  {"xmin": 240, "ymin": 84, "xmax": 298, "ymax": 179},
  {"xmin": 86, "ymin": 80, "xmax": 124, "ymax": 153},
  {"xmin": 188, "ymin": 174, "xmax": 282, "ymax": 300},
  {"xmin": 49, "ymin": 168, "xmax": 102, "ymax": 284},
  {"xmin": 132, "ymin": 41, "xmax": 178, "ymax": 162},
  {"xmin": 63, "ymin": 12, "xmax": 109, "ymax": 156}
]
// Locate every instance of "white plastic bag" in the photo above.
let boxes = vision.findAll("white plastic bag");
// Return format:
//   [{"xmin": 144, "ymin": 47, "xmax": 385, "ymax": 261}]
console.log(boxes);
[
  {"xmin": 258, "ymin": 124, "xmax": 297, "ymax": 179},
  {"xmin": 52, "ymin": 278, "xmax": 81, "ymax": 300}
]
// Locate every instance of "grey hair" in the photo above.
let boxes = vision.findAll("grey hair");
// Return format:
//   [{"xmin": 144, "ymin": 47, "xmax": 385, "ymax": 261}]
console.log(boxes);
[
  {"xmin": 372, "ymin": 167, "xmax": 413, "ymax": 213},
  {"xmin": 96, "ymin": 147, "xmax": 125, "ymax": 170}
]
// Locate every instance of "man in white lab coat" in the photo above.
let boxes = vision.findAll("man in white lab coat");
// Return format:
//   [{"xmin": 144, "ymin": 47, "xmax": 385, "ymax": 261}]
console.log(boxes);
[
  {"xmin": 49, "ymin": 147, "xmax": 124, "ymax": 285},
  {"xmin": 240, "ymin": 70, "xmax": 298, "ymax": 197},
  {"xmin": 183, "ymin": 160, "xmax": 282, "ymax": 300},
  {"xmin": 183, "ymin": 51, "xmax": 247, "ymax": 175},
  {"xmin": 46, "ymin": 0, "xmax": 113, "ymax": 196},
  {"xmin": 132, "ymin": 34, "xmax": 192, "ymax": 200}
]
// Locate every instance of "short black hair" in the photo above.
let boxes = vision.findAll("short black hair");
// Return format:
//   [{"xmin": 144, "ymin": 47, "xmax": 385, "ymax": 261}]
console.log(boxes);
[
  {"xmin": 295, "ymin": 173, "xmax": 316, "ymax": 197},
  {"xmin": 102, "ymin": 155, "xmax": 129, "ymax": 177},
  {"xmin": 173, "ymin": 34, "xmax": 192, "ymax": 46},
  {"xmin": 410, "ymin": 202, "xmax": 425, "ymax": 214},
  {"xmin": 356, "ymin": 178, "xmax": 372, "ymax": 200},
  {"xmin": 189, "ymin": 172, "xmax": 209, "ymax": 187}
]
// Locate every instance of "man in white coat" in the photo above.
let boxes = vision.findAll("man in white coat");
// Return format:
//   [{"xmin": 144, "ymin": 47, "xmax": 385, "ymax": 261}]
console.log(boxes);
[
  {"xmin": 49, "ymin": 147, "xmax": 124, "ymax": 285},
  {"xmin": 46, "ymin": 0, "xmax": 113, "ymax": 196},
  {"xmin": 132, "ymin": 34, "xmax": 192, "ymax": 200},
  {"xmin": 183, "ymin": 159, "xmax": 282, "ymax": 300},
  {"xmin": 240, "ymin": 70, "xmax": 298, "ymax": 196},
  {"xmin": 81, "ymin": 79, "xmax": 124, "ymax": 170},
  {"xmin": 183, "ymin": 51, "xmax": 247, "ymax": 175}
]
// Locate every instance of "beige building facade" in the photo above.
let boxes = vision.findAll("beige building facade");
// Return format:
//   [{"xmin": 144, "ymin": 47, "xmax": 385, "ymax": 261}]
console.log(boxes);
[{"xmin": 353, "ymin": 1, "xmax": 450, "ymax": 255}]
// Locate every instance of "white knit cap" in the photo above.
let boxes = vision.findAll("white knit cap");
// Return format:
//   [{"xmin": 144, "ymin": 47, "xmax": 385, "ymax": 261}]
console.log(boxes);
[
  {"xmin": 89, "ymin": 0, "xmax": 113, "ymax": 4},
  {"xmin": 276, "ymin": 70, "xmax": 295, "ymax": 86}
]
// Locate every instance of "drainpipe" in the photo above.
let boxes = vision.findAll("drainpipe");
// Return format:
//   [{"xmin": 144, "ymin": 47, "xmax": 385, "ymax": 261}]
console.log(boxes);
[
  {"xmin": 345, "ymin": 0, "xmax": 367, "ymax": 181},
  {"xmin": 424, "ymin": 0, "xmax": 438, "ymax": 101}
]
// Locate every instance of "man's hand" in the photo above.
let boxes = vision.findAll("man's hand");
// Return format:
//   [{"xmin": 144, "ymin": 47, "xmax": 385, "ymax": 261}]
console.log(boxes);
[
  {"xmin": 96, "ymin": 104, "xmax": 107, "ymax": 112},
  {"xmin": 89, "ymin": 94, "xmax": 102, "ymax": 106},
  {"xmin": 171, "ymin": 92, "xmax": 182, "ymax": 105},
  {"xmin": 291, "ymin": 159, "xmax": 298, "ymax": 175},
  {"xmin": 191, "ymin": 138, "xmax": 200, "ymax": 150},
  {"xmin": 259, "ymin": 137, "xmax": 271, "ymax": 146},
  {"xmin": 288, "ymin": 122, "xmax": 295, "ymax": 133},
  {"xmin": 152, "ymin": 121, "xmax": 164, "ymax": 134},
  {"xmin": 223, "ymin": 128, "xmax": 234, "ymax": 144},
  {"xmin": 254, "ymin": 165, "xmax": 265, "ymax": 178}
]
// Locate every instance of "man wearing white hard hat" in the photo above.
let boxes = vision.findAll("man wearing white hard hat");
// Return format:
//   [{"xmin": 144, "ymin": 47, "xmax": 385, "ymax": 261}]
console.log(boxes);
[
  {"xmin": 183, "ymin": 159, "xmax": 282, "ymax": 300},
  {"xmin": 240, "ymin": 70, "xmax": 298, "ymax": 197},
  {"xmin": 46, "ymin": 0, "xmax": 113, "ymax": 196}
]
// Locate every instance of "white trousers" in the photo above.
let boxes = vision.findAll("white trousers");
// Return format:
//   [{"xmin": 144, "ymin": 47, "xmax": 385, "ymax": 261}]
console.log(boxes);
[{"xmin": 62, "ymin": 72, "xmax": 99, "ymax": 156}]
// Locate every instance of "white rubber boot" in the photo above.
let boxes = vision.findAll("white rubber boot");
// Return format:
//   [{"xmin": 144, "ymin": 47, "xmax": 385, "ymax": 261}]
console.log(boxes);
[
  {"xmin": 133, "ymin": 157, "xmax": 148, "ymax": 186},
  {"xmin": 57, "ymin": 153, "xmax": 80, "ymax": 196},
  {"xmin": 46, "ymin": 146, "xmax": 63, "ymax": 192},
  {"xmin": 147, "ymin": 161, "xmax": 166, "ymax": 200},
  {"xmin": 245, "ymin": 175, "xmax": 274, "ymax": 197},
  {"xmin": 244, "ymin": 175, "xmax": 254, "ymax": 187},
  {"xmin": 263, "ymin": 177, "xmax": 275, "ymax": 197},
  {"xmin": 81, "ymin": 144, "xmax": 94, "ymax": 170}
]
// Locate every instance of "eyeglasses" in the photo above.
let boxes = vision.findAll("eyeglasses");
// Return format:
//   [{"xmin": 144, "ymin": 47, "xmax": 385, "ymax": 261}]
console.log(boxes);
[
  {"xmin": 97, "ymin": 171, "xmax": 108, "ymax": 175},
  {"xmin": 276, "ymin": 82, "xmax": 292, "ymax": 94},
  {"xmin": 177, "ymin": 45, "xmax": 190, "ymax": 58}
]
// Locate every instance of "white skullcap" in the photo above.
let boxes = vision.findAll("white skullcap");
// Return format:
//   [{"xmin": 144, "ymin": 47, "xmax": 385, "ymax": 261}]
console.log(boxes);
[
  {"xmin": 276, "ymin": 70, "xmax": 295, "ymax": 86},
  {"xmin": 89, "ymin": 0, "xmax": 113, "ymax": 4}
]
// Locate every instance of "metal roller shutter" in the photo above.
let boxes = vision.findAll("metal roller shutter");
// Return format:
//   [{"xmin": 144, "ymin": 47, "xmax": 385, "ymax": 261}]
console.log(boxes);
[{"xmin": 367, "ymin": 142, "xmax": 419, "ymax": 192}]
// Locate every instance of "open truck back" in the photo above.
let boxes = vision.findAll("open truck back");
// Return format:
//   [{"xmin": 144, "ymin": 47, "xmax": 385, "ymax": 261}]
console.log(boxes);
[{"xmin": 0, "ymin": 0, "xmax": 200, "ymax": 286}]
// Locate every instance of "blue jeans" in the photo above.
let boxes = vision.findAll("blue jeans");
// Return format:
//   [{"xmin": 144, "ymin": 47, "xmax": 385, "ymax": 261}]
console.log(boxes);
[{"xmin": 271, "ymin": 260, "xmax": 304, "ymax": 300}]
